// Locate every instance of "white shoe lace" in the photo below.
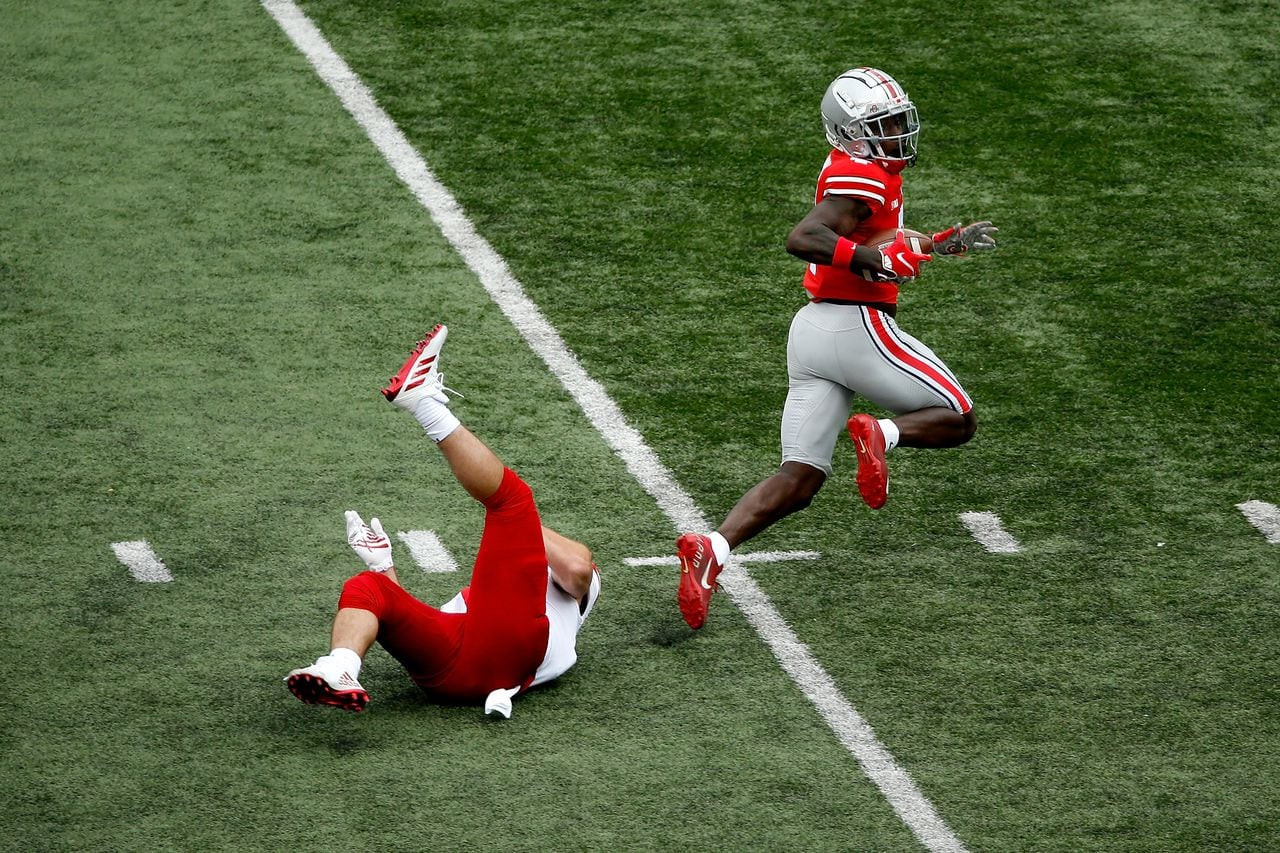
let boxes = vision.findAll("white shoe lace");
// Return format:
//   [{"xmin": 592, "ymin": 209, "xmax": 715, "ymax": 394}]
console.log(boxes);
[
  {"xmin": 417, "ymin": 372, "xmax": 464, "ymax": 404},
  {"xmin": 438, "ymin": 373, "xmax": 464, "ymax": 399}
]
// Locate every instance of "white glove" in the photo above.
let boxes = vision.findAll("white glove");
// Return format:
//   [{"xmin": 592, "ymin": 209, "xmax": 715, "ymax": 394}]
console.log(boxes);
[
  {"xmin": 484, "ymin": 686, "xmax": 520, "ymax": 719},
  {"xmin": 931, "ymin": 221, "xmax": 998, "ymax": 255},
  {"xmin": 345, "ymin": 510, "xmax": 394, "ymax": 572}
]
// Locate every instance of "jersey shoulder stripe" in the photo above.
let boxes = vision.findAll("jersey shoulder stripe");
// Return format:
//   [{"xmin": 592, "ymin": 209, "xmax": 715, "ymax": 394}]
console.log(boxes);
[
  {"xmin": 826, "ymin": 175, "xmax": 887, "ymax": 189},
  {"xmin": 827, "ymin": 188, "xmax": 887, "ymax": 204},
  {"xmin": 818, "ymin": 151, "xmax": 893, "ymax": 209},
  {"xmin": 821, "ymin": 152, "xmax": 889, "ymax": 181}
]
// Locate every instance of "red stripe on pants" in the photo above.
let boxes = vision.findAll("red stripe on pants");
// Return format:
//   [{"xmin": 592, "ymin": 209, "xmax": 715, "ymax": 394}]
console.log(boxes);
[{"xmin": 867, "ymin": 309, "xmax": 972, "ymax": 413}]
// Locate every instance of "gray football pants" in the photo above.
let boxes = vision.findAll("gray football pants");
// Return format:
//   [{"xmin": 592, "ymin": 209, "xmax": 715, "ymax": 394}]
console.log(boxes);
[{"xmin": 782, "ymin": 301, "xmax": 972, "ymax": 476}]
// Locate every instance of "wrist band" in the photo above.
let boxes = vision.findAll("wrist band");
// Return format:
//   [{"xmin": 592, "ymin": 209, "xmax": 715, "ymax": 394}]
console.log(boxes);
[{"xmin": 832, "ymin": 236, "xmax": 858, "ymax": 269}]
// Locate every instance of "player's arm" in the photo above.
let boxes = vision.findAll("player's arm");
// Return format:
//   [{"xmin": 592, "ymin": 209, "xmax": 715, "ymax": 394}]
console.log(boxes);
[
  {"xmin": 542, "ymin": 525, "xmax": 595, "ymax": 601},
  {"xmin": 786, "ymin": 196, "xmax": 893, "ymax": 277}
]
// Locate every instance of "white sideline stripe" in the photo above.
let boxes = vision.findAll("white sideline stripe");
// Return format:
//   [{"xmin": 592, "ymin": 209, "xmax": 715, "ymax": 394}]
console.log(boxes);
[
  {"xmin": 397, "ymin": 530, "xmax": 460, "ymax": 573},
  {"xmin": 625, "ymin": 550, "xmax": 821, "ymax": 567},
  {"xmin": 959, "ymin": 511, "xmax": 1022, "ymax": 554},
  {"xmin": 111, "ymin": 540, "xmax": 173, "ymax": 583},
  {"xmin": 1237, "ymin": 500, "xmax": 1280, "ymax": 544},
  {"xmin": 261, "ymin": 5, "xmax": 966, "ymax": 850}
]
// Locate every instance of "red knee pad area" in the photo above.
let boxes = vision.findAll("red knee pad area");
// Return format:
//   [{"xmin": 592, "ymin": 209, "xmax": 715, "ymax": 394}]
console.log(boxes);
[
  {"xmin": 482, "ymin": 467, "xmax": 535, "ymax": 512},
  {"xmin": 338, "ymin": 570, "xmax": 391, "ymax": 615}
]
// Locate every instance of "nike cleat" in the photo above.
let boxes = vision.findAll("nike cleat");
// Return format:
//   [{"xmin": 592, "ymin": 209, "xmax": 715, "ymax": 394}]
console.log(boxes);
[
  {"xmin": 382, "ymin": 324, "xmax": 451, "ymax": 408},
  {"xmin": 847, "ymin": 413, "xmax": 889, "ymax": 509},
  {"xmin": 676, "ymin": 532, "xmax": 724, "ymax": 630},
  {"xmin": 285, "ymin": 663, "xmax": 369, "ymax": 713}
]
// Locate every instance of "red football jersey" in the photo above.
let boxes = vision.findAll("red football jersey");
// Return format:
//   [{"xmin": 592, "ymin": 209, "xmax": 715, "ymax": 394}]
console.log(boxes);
[{"xmin": 802, "ymin": 149, "xmax": 905, "ymax": 304}]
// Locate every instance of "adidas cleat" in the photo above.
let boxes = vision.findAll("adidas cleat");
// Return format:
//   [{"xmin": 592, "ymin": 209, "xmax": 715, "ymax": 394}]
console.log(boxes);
[
  {"xmin": 382, "ymin": 324, "xmax": 451, "ymax": 408},
  {"xmin": 285, "ymin": 663, "xmax": 369, "ymax": 713}
]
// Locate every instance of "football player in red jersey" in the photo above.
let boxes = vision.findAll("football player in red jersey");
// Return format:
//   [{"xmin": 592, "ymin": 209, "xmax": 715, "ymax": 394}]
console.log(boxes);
[
  {"xmin": 676, "ymin": 67, "xmax": 998, "ymax": 630},
  {"xmin": 286, "ymin": 325, "xmax": 600, "ymax": 717}
]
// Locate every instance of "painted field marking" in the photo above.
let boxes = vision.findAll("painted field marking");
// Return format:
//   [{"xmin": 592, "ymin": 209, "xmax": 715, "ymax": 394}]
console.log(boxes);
[
  {"xmin": 110, "ymin": 540, "xmax": 173, "ymax": 583},
  {"xmin": 625, "ymin": 550, "xmax": 821, "ymax": 567},
  {"xmin": 261, "ymin": 5, "xmax": 967, "ymax": 850},
  {"xmin": 397, "ymin": 530, "xmax": 460, "ymax": 572},
  {"xmin": 1237, "ymin": 500, "xmax": 1280, "ymax": 544},
  {"xmin": 959, "ymin": 511, "xmax": 1023, "ymax": 554}
]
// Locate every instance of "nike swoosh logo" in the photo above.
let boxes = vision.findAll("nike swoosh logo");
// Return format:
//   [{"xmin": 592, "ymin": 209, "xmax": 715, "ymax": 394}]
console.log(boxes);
[{"xmin": 700, "ymin": 565, "xmax": 714, "ymax": 590}]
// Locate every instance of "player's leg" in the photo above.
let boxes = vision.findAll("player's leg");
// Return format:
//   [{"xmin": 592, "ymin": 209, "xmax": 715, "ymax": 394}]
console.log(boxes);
[
  {"xmin": 891, "ymin": 407, "xmax": 977, "ymax": 448},
  {"xmin": 383, "ymin": 323, "xmax": 553, "ymax": 695},
  {"xmin": 460, "ymin": 467, "xmax": 551, "ymax": 662},
  {"xmin": 718, "ymin": 347, "xmax": 852, "ymax": 549},
  {"xmin": 676, "ymin": 306, "xmax": 847, "ymax": 629},
  {"xmin": 305, "ymin": 592, "xmax": 466, "ymax": 708},
  {"xmin": 330, "ymin": 607, "xmax": 379, "ymax": 657},
  {"xmin": 283, "ymin": 603, "xmax": 380, "ymax": 712},
  {"xmin": 380, "ymin": 322, "xmax": 506, "ymax": 501},
  {"xmin": 382, "ymin": 322, "xmax": 547, "ymax": 626},
  {"xmin": 435, "ymin": 425, "xmax": 504, "ymax": 502},
  {"xmin": 724, "ymin": 304, "xmax": 853, "ymax": 544},
  {"xmin": 842, "ymin": 306, "xmax": 975, "ymax": 508},
  {"xmin": 285, "ymin": 582, "xmax": 380, "ymax": 712},
  {"xmin": 677, "ymin": 458, "xmax": 827, "ymax": 630},
  {"xmin": 286, "ymin": 571, "xmax": 464, "ymax": 712},
  {"xmin": 717, "ymin": 461, "xmax": 829, "ymax": 548}
]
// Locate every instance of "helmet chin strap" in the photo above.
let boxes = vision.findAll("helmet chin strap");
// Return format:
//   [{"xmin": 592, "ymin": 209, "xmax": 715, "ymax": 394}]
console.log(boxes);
[{"xmin": 866, "ymin": 133, "xmax": 914, "ymax": 171}]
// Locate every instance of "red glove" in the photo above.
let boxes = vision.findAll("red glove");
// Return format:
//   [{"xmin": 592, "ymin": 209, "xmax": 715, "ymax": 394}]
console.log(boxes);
[{"xmin": 880, "ymin": 230, "xmax": 933, "ymax": 279}]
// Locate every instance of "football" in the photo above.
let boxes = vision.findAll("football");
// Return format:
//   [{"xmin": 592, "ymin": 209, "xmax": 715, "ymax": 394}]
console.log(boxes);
[{"xmin": 865, "ymin": 227, "xmax": 933, "ymax": 255}]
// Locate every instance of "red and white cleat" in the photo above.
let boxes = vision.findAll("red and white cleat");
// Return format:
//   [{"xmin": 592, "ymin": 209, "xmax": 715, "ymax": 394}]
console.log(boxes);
[
  {"xmin": 382, "ymin": 324, "xmax": 450, "ymax": 408},
  {"xmin": 847, "ymin": 413, "xmax": 889, "ymax": 509},
  {"xmin": 285, "ymin": 663, "xmax": 369, "ymax": 713},
  {"xmin": 676, "ymin": 532, "xmax": 724, "ymax": 630}
]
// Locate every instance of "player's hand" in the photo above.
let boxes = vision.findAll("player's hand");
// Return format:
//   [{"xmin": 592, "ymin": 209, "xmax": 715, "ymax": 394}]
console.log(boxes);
[
  {"xmin": 931, "ymin": 221, "xmax": 998, "ymax": 255},
  {"xmin": 345, "ymin": 510, "xmax": 394, "ymax": 573},
  {"xmin": 880, "ymin": 230, "xmax": 933, "ymax": 279}
]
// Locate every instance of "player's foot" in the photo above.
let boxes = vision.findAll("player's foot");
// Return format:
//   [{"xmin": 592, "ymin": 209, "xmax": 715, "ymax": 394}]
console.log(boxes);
[
  {"xmin": 382, "ymin": 324, "xmax": 451, "ymax": 408},
  {"xmin": 285, "ymin": 661, "xmax": 369, "ymax": 712},
  {"xmin": 847, "ymin": 413, "xmax": 889, "ymax": 509},
  {"xmin": 676, "ymin": 532, "xmax": 724, "ymax": 630}
]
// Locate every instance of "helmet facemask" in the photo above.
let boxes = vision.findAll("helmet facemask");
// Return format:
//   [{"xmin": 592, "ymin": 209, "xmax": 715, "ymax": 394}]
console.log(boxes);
[{"xmin": 825, "ymin": 104, "xmax": 919, "ymax": 171}]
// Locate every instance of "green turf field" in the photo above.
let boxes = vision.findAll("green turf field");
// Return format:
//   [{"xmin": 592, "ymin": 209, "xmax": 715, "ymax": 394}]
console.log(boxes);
[{"xmin": 3, "ymin": 0, "xmax": 1277, "ymax": 849}]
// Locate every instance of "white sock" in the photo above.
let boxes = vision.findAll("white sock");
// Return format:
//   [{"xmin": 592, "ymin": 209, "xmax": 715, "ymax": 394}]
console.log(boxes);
[
  {"xmin": 412, "ymin": 397, "xmax": 461, "ymax": 443},
  {"xmin": 877, "ymin": 418, "xmax": 900, "ymax": 453},
  {"xmin": 324, "ymin": 647, "xmax": 363, "ymax": 679},
  {"xmin": 708, "ymin": 531, "xmax": 731, "ymax": 566}
]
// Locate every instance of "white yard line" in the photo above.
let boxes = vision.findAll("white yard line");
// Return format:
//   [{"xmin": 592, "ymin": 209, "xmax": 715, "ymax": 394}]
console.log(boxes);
[
  {"xmin": 397, "ymin": 530, "xmax": 460, "ymax": 573},
  {"xmin": 261, "ymin": 4, "xmax": 967, "ymax": 848},
  {"xmin": 110, "ymin": 540, "xmax": 173, "ymax": 583},
  {"xmin": 959, "ymin": 511, "xmax": 1023, "ymax": 554},
  {"xmin": 1237, "ymin": 500, "xmax": 1280, "ymax": 544}
]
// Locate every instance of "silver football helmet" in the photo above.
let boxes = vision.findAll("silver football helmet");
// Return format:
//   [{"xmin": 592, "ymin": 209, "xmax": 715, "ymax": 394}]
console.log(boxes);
[{"xmin": 821, "ymin": 67, "xmax": 919, "ymax": 172}]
